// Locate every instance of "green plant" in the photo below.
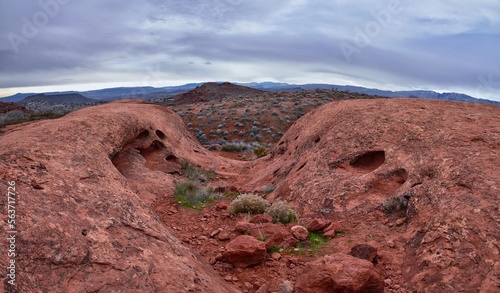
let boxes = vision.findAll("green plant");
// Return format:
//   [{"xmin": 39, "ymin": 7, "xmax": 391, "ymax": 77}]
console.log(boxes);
[
  {"xmin": 308, "ymin": 232, "xmax": 328, "ymax": 254},
  {"xmin": 265, "ymin": 200, "xmax": 298, "ymax": 224},
  {"xmin": 228, "ymin": 193, "xmax": 269, "ymax": 215},
  {"xmin": 173, "ymin": 181, "xmax": 214, "ymax": 209},
  {"xmin": 253, "ymin": 146, "xmax": 268, "ymax": 158},
  {"xmin": 180, "ymin": 161, "xmax": 215, "ymax": 183},
  {"xmin": 268, "ymin": 246, "xmax": 281, "ymax": 253}
]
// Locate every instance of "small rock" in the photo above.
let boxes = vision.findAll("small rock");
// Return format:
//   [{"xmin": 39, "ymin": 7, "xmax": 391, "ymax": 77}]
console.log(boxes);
[
  {"xmin": 271, "ymin": 253, "xmax": 281, "ymax": 260},
  {"xmin": 387, "ymin": 240, "xmax": 395, "ymax": 248},
  {"xmin": 307, "ymin": 218, "xmax": 331, "ymax": 232},
  {"xmin": 250, "ymin": 214, "xmax": 273, "ymax": 223},
  {"xmin": 215, "ymin": 202, "xmax": 228, "ymax": 210},
  {"xmin": 224, "ymin": 275, "xmax": 233, "ymax": 282},
  {"xmin": 323, "ymin": 229, "xmax": 336, "ymax": 239},
  {"xmin": 210, "ymin": 229, "xmax": 221, "ymax": 238},
  {"xmin": 255, "ymin": 284, "xmax": 269, "ymax": 293},
  {"xmin": 324, "ymin": 221, "xmax": 344, "ymax": 233},
  {"xmin": 217, "ymin": 231, "xmax": 231, "ymax": 241},
  {"xmin": 290, "ymin": 225, "xmax": 308, "ymax": 240},
  {"xmin": 235, "ymin": 221, "xmax": 253, "ymax": 233},
  {"xmin": 396, "ymin": 218, "xmax": 405, "ymax": 226}
]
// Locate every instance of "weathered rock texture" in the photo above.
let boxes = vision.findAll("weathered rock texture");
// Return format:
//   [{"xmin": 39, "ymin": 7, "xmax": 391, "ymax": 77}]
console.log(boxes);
[
  {"xmin": 222, "ymin": 235, "xmax": 267, "ymax": 268},
  {"xmin": 0, "ymin": 101, "xmax": 238, "ymax": 292},
  {"xmin": 245, "ymin": 98, "xmax": 500, "ymax": 292},
  {"xmin": 1, "ymin": 98, "xmax": 499, "ymax": 292},
  {"xmin": 295, "ymin": 253, "xmax": 385, "ymax": 293}
]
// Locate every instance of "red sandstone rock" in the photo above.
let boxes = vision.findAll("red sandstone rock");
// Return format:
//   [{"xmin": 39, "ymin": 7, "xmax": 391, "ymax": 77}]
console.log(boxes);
[
  {"xmin": 0, "ymin": 101, "xmax": 238, "ymax": 293},
  {"xmin": 222, "ymin": 235, "xmax": 266, "ymax": 268},
  {"xmin": 264, "ymin": 227, "xmax": 298, "ymax": 250},
  {"xmin": 1, "ymin": 97, "xmax": 499, "ymax": 292},
  {"xmin": 349, "ymin": 244, "xmax": 378, "ymax": 264},
  {"xmin": 307, "ymin": 218, "xmax": 331, "ymax": 232},
  {"xmin": 323, "ymin": 229, "xmax": 336, "ymax": 239},
  {"xmin": 295, "ymin": 253, "xmax": 384, "ymax": 293},
  {"xmin": 249, "ymin": 214, "xmax": 273, "ymax": 223},
  {"xmin": 290, "ymin": 225, "xmax": 309, "ymax": 240}
]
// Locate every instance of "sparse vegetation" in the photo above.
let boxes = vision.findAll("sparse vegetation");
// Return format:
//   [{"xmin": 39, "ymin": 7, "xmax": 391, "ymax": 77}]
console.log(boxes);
[
  {"xmin": 308, "ymin": 232, "xmax": 328, "ymax": 254},
  {"xmin": 228, "ymin": 193, "xmax": 269, "ymax": 215},
  {"xmin": 265, "ymin": 200, "xmax": 298, "ymax": 224},
  {"xmin": 173, "ymin": 181, "xmax": 215, "ymax": 209},
  {"xmin": 253, "ymin": 146, "xmax": 268, "ymax": 158},
  {"xmin": 181, "ymin": 161, "xmax": 215, "ymax": 183},
  {"xmin": 268, "ymin": 246, "xmax": 281, "ymax": 253},
  {"xmin": 381, "ymin": 190, "xmax": 413, "ymax": 213}
]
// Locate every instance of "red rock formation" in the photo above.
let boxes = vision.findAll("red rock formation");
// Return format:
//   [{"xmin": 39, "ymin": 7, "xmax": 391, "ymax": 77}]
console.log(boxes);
[
  {"xmin": 0, "ymin": 101, "xmax": 238, "ymax": 292},
  {"xmin": 222, "ymin": 235, "xmax": 267, "ymax": 268},
  {"xmin": 295, "ymin": 253, "xmax": 385, "ymax": 293},
  {"xmin": 245, "ymin": 98, "xmax": 500, "ymax": 292},
  {"xmin": 1, "ymin": 98, "xmax": 499, "ymax": 292}
]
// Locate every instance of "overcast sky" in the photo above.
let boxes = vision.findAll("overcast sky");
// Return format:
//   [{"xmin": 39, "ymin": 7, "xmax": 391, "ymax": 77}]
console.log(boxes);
[{"xmin": 1, "ymin": 0, "xmax": 499, "ymax": 101}]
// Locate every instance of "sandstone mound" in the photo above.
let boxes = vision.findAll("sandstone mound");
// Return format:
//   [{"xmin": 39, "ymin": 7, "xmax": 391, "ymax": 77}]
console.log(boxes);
[
  {"xmin": 0, "ymin": 98, "xmax": 498, "ymax": 292},
  {"xmin": 0, "ymin": 101, "xmax": 238, "ymax": 292},
  {"xmin": 246, "ymin": 98, "xmax": 499, "ymax": 292}
]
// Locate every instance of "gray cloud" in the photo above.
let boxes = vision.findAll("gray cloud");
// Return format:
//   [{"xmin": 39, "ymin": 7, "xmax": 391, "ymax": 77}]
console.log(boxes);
[{"xmin": 0, "ymin": 0, "xmax": 499, "ymax": 101}]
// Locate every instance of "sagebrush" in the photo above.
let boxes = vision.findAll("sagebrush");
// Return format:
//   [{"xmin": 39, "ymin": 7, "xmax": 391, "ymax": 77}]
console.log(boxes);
[
  {"xmin": 229, "ymin": 193, "xmax": 269, "ymax": 214},
  {"xmin": 266, "ymin": 200, "xmax": 298, "ymax": 224}
]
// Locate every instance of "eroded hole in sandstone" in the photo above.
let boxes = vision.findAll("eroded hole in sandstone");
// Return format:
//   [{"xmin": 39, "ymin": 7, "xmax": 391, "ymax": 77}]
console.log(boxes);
[
  {"xmin": 392, "ymin": 168, "xmax": 408, "ymax": 184},
  {"xmin": 313, "ymin": 135, "xmax": 321, "ymax": 143},
  {"xmin": 350, "ymin": 151, "xmax": 385, "ymax": 173},
  {"xmin": 156, "ymin": 130, "xmax": 165, "ymax": 139},
  {"xmin": 166, "ymin": 154, "xmax": 178, "ymax": 162},
  {"xmin": 137, "ymin": 129, "xmax": 149, "ymax": 140},
  {"xmin": 371, "ymin": 168, "xmax": 409, "ymax": 196},
  {"xmin": 139, "ymin": 140, "xmax": 166, "ymax": 157}
]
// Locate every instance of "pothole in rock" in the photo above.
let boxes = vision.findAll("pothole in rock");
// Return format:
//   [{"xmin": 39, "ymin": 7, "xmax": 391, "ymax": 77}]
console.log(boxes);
[
  {"xmin": 350, "ymin": 151, "xmax": 385, "ymax": 174},
  {"xmin": 371, "ymin": 168, "xmax": 408, "ymax": 195}
]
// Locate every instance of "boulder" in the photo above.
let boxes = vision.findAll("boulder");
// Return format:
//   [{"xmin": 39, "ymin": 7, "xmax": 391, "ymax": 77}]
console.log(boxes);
[
  {"xmin": 223, "ymin": 235, "xmax": 267, "ymax": 268},
  {"xmin": 307, "ymin": 218, "xmax": 331, "ymax": 232},
  {"xmin": 265, "ymin": 226, "xmax": 299, "ymax": 250},
  {"xmin": 295, "ymin": 253, "xmax": 384, "ymax": 293},
  {"xmin": 290, "ymin": 225, "xmax": 309, "ymax": 240}
]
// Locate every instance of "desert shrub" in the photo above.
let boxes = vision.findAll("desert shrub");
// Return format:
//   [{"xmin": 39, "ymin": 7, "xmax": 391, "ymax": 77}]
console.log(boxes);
[
  {"xmin": 229, "ymin": 193, "xmax": 269, "ymax": 215},
  {"xmin": 181, "ymin": 161, "xmax": 215, "ymax": 182},
  {"xmin": 263, "ymin": 184, "xmax": 276, "ymax": 194},
  {"xmin": 173, "ymin": 181, "xmax": 214, "ymax": 208},
  {"xmin": 278, "ymin": 280, "xmax": 294, "ymax": 293},
  {"xmin": 253, "ymin": 146, "xmax": 268, "ymax": 158},
  {"xmin": 221, "ymin": 142, "xmax": 251, "ymax": 152},
  {"xmin": 266, "ymin": 200, "xmax": 298, "ymax": 224},
  {"xmin": 381, "ymin": 190, "xmax": 413, "ymax": 213}
]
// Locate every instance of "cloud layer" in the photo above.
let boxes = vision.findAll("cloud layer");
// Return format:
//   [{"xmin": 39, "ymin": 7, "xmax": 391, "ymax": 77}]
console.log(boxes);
[{"xmin": 1, "ymin": 0, "xmax": 499, "ymax": 100}]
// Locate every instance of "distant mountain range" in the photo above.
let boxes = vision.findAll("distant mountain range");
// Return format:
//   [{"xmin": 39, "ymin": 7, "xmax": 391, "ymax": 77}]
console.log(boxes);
[
  {"xmin": 1, "ymin": 82, "xmax": 498, "ymax": 106},
  {"xmin": 18, "ymin": 93, "xmax": 95, "ymax": 106},
  {"xmin": 162, "ymin": 82, "xmax": 266, "ymax": 106}
]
